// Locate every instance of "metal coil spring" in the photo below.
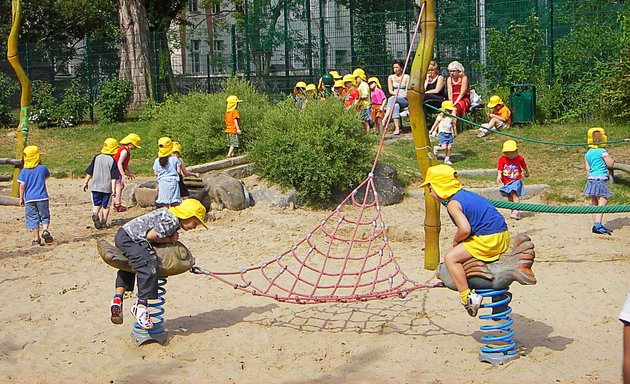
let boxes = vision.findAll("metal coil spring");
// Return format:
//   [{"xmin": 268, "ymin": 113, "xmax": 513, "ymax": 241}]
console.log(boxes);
[
  {"xmin": 133, "ymin": 277, "xmax": 167, "ymax": 335},
  {"xmin": 477, "ymin": 289, "xmax": 516, "ymax": 356}
]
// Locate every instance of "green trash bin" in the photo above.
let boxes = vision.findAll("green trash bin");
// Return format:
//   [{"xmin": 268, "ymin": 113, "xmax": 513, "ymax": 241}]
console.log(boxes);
[{"xmin": 509, "ymin": 84, "xmax": 536, "ymax": 124}]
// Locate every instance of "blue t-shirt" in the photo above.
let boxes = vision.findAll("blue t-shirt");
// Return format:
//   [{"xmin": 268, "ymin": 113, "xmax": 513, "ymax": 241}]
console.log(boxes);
[
  {"xmin": 585, "ymin": 148, "xmax": 609, "ymax": 179},
  {"xmin": 448, "ymin": 189, "xmax": 507, "ymax": 236},
  {"xmin": 152, "ymin": 156, "xmax": 180, "ymax": 181},
  {"xmin": 17, "ymin": 165, "xmax": 50, "ymax": 203}
]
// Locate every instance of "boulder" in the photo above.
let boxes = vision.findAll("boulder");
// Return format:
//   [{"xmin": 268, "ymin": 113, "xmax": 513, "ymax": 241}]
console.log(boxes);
[
  {"xmin": 353, "ymin": 162, "xmax": 404, "ymax": 206},
  {"xmin": 204, "ymin": 173, "xmax": 252, "ymax": 211},
  {"xmin": 249, "ymin": 185, "xmax": 300, "ymax": 208}
]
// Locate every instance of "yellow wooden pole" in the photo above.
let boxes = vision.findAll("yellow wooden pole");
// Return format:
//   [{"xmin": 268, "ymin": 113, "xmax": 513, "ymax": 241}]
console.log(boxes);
[
  {"xmin": 407, "ymin": 0, "xmax": 441, "ymax": 270},
  {"xmin": 7, "ymin": 0, "xmax": 31, "ymax": 197}
]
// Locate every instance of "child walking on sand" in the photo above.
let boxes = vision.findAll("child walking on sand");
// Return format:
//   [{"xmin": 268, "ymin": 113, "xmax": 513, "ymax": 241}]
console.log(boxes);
[
  {"xmin": 225, "ymin": 95, "xmax": 243, "ymax": 158},
  {"xmin": 421, "ymin": 164, "xmax": 510, "ymax": 317},
  {"xmin": 112, "ymin": 133, "xmax": 141, "ymax": 212},
  {"xmin": 497, "ymin": 140, "xmax": 529, "ymax": 220},
  {"xmin": 172, "ymin": 142, "xmax": 200, "ymax": 200},
  {"xmin": 429, "ymin": 100, "xmax": 458, "ymax": 166},
  {"xmin": 109, "ymin": 198, "xmax": 207, "ymax": 328},
  {"xmin": 82, "ymin": 138, "xmax": 121, "ymax": 229},
  {"xmin": 584, "ymin": 127, "xmax": 615, "ymax": 235},
  {"xmin": 17, "ymin": 145, "xmax": 54, "ymax": 246},
  {"xmin": 153, "ymin": 137, "xmax": 182, "ymax": 208}
]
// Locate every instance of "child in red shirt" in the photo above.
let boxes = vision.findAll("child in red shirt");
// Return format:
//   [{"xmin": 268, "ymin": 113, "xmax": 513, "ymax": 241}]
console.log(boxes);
[
  {"xmin": 342, "ymin": 74, "xmax": 360, "ymax": 110},
  {"xmin": 497, "ymin": 140, "xmax": 529, "ymax": 220}
]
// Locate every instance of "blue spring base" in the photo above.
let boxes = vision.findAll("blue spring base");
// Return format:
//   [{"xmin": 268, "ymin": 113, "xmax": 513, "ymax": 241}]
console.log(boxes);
[
  {"xmin": 476, "ymin": 289, "xmax": 518, "ymax": 365},
  {"xmin": 131, "ymin": 278, "xmax": 168, "ymax": 346}
]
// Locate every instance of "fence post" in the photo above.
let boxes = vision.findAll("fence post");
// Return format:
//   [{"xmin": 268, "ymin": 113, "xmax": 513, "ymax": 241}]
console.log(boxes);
[
  {"xmin": 284, "ymin": 0, "xmax": 290, "ymax": 90},
  {"xmin": 85, "ymin": 38, "xmax": 94, "ymax": 122},
  {"xmin": 349, "ymin": 0, "xmax": 355, "ymax": 67},
  {"xmin": 319, "ymin": 0, "xmax": 326, "ymax": 75},
  {"xmin": 548, "ymin": 0, "xmax": 555, "ymax": 84},
  {"xmin": 206, "ymin": 53, "xmax": 211, "ymax": 93},
  {"xmin": 306, "ymin": 0, "xmax": 313, "ymax": 78},
  {"xmin": 244, "ymin": 0, "xmax": 251, "ymax": 80},
  {"xmin": 151, "ymin": 32, "xmax": 161, "ymax": 103},
  {"xmin": 231, "ymin": 24, "xmax": 237, "ymax": 76}
]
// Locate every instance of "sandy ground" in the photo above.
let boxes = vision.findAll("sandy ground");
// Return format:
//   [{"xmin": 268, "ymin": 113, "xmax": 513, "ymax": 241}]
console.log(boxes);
[{"xmin": 0, "ymin": 176, "xmax": 628, "ymax": 384}]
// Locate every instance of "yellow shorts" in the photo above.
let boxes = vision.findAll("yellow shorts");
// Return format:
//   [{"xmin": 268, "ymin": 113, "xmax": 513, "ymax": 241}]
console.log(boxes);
[{"xmin": 462, "ymin": 230, "xmax": 510, "ymax": 262}]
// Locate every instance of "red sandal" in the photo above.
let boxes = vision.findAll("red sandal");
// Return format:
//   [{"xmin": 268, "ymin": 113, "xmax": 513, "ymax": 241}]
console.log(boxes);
[{"xmin": 113, "ymin": 204, "xmax": 128, "ymax": 212}]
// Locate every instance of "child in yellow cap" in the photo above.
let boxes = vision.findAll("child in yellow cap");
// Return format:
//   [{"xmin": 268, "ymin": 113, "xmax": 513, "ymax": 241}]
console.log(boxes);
[
  {"xmin": 420, "ymin": 164, "xmax": 511, "ymax": 317},
  {"xmin": 477, "ymin": 95, "xmax": 511, "ymax": 138},
  {"xmin": 82, "ymin": 138, "xmax": 122, "ymax": 229},
  {"xmin": 113, "ymin": 133, "xmax": 141, "ymax": 212},
  {"xmin": 225, "ymin": 95, "xmax": 243, "ymax": 158},
  {"xmin": 17, "ymin": 145, "xmax": 54, "ymax": 246},
  {"xmin": 584, "ymin": 127, "xmax": 615, "ymax": 235},
  {"xmin": 109, "ymin": 198, "xmax": 208, "ymax": 329},
  {"xmin": 497, "ymin": 140, "xmax": 530, "ymax": 220},
  {"xmin": 429, "ymin": 100, "xmax": 458, "ymax": 166},
  {"xmin": 153, "ymin": 137, "xmax": 182, "ymax": 208}
]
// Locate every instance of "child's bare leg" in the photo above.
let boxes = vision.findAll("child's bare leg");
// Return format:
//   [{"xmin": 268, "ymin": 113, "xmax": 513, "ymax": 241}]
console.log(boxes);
[
  {"xmin": 227, "ymin": 146, "xmax": 234, "ymax": 158},
  {"xmin": 393, "ymin": 118, "xmax": 401, "ymax": 134},
  {"xmin": 445, "ymin": 144, "xmax": 452, "ymax": 158},
  {"xmin": 114, "ymin": 182, "xmax": 123, "ymax": 206},
  {"xmin": 102, "ymin": 206, "xmax": 111, "ymax": 224},
  {"xmin": 593, "ymin": 196, "xmax": 607, "ymax": 224},
  {"xmin": 444, "ymin": 244, "xmax": 473, "ymax": 300},
  {"xmin": 31, "ymin": 228, "xmax": 40, "ymax": 242}
]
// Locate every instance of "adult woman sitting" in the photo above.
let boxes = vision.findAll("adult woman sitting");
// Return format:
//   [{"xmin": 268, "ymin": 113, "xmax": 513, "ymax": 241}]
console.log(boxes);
[
  {"xmin": 383, "ymin": 59, "xmax": 410, "ymax": 135},
  {"xmin": 423, "ymin": 60, "xmax": 446, "ymax": 114},
  {"xmin": 446, "ymin": 61, "xmax": 471, "ymax": 131}
]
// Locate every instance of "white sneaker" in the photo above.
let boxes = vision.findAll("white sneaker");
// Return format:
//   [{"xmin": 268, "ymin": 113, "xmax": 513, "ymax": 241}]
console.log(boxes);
[
  {"xmin": 463, "ymin": 291, "xmax": 483, "ymax": 317},
  {"xmin": 399, "ymin": 110, "xmax": 409, "ymax": 118},
  {"xmin": 444, "ymin": 158, "xmax": 452, "ymax": 166},
  {"xmin": 131, "ymin": 303, "xmax": 153, "ymax": 329}
]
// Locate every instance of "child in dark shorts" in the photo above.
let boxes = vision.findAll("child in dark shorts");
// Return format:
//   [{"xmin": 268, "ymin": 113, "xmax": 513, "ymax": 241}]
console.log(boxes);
[{"xmin": 83, "ymin": 138, "xmax": 121, "ymax": 229}]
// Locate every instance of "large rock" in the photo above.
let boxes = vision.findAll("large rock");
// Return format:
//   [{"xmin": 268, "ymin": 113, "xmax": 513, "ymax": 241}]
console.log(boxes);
[
  {"xmin": 204, "ymin": 173, "xmax": 252, "ymax": 211},
  {"xmin": 134, "ymin": 187, "xmax": 158, "ymax": 208},
  {"xmin": 249, "ymin": 185, "xmax": 300, "ymax": 208},
  {"xmin": 353, "ymin": 162, "xmax": 404, "ymax": 206}
]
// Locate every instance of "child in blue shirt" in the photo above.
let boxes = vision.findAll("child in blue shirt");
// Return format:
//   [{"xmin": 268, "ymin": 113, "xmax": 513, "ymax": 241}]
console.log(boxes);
[
  {"xmin": 153, "ymin": 137, "xmax": 182, "ymax": 208},
  {"xmin": 17, "ymin": 145, "xmax": 54, "ymax": 246},
  {"xmin": 420, "ymin": 164, "xmax": 510, "ymax": 317},
  {"xmin": 584, "ymin": 127, "xmax": 615, "ymax": 235}
]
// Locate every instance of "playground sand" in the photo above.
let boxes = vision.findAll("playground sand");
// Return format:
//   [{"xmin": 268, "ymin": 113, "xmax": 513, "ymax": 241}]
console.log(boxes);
[{"xmin": 0, "ymin": 176, "xmax": 627, "ymax": 384}]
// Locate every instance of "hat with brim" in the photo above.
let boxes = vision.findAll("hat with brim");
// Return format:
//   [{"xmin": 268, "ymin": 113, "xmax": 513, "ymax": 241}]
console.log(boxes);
[
  {"xmin": 169, "ymin": 198, "xmax": 208, "ymax": 229},
  {"xmin": 587, "ymin": 127, "xmax": 607, "ymax": 148},
  {"xmin": 101, "ymin": 138, "xmax": 119, "ymax": 155},
  {"xmin": 23, "ymin": 145, "xmax": 42, "ymax": 169},
  {"xmin": 367, "ymin": 77, "xmax": 382, "ymax": 89},
  {"xmin": 487, "ymin": 95, "xmax": 503, "ymax": 108},
  {"xmin": 419, "ymin": 164, "xmax": 462, "ymax": 199},
  {"xmin": 501, "ymin": 140, "xmax": 518, "ymax": 153},
  {"xmin": 440, "ymin": 100, "xmax": 457, "ymax": 112},
  {"xmin": 172, "ymin": 141, "xmax": 182, "ymax": 155},
  {"xmin": 120, "ymin": 133, "xmax": 141, "ymax": 148},
  {"xmin": 158, "ymin": 137, "xmax": 174, "ymax": 158}
]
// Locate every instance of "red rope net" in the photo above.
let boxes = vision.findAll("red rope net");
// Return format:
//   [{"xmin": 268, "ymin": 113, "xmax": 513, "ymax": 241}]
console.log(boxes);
[
  {"xmin": 191, "ymin": 3, "xmax": 437, "ymax": 304},
  {"xmin": 192, "ymin": 174, "xmax": 439, "ymax": 304}
]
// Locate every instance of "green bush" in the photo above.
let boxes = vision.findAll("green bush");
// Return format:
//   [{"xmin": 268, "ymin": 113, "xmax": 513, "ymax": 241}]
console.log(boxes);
[
  {"xmin": 98, "ymin": 77, "xmax": 132, "ymax": 123},
  {"xmin": 149, "ymin": 78, "xmax": 271, "ymax": 164},
  {"xmin": 58, "ymin": 79, "xmax": 88, "ymax": 127},
  {"xmin": 249, "ymin": 98, "xmax": 375, "ymax": 206},
  {"xmin": 31, "ymin": 80, "xmax": 58, "ymax": 128},
  {"xmin": 0, "ymin": 73, "xmax": 18, "ymax": 127}
]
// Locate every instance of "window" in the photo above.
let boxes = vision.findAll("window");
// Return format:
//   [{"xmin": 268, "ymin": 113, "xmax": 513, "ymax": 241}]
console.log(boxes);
[
  {"xmin": 335, "ymin": 49, "xmax": 348, "ymax": 66},
  {"xmin": 212, "ymin": 4, "xmax": 221, "ymax": 14},
  {"xmin": 335, "ymin": 4, "xmax": 344, "ymax": 30},
  {"xmin": 191, "ymin": 39, "xmax": 201, "ymax": 73},
  {"xmin": 188, "ymin": 0, "xmax": 198, "ymax": 12},
  {"xmin": 213, "ymin": 40, "xmax": 225, "ymax": 52}
]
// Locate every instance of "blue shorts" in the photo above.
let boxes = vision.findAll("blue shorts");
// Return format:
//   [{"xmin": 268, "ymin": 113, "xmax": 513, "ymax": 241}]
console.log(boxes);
[
  {"xmin": 362, "ymin": 107, "xmax": 371, "ymax": 122},
  {"xmin": 25, "ymin": 200, "xmax": 51, "ymax": 230},
  {"xmin": 91, "ymin": 191, "xmax": 112, "ymax": 208},
  {"xmin": 500, "ymin": 179, "xmax": 526, "ymax": 197},
  {"xmin": 438, "ymin": 132, "xmax": 454, "ymax": 145}
]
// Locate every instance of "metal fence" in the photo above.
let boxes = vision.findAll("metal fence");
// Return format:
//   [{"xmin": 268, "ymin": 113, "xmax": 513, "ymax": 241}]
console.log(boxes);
[{"xmin": 1, "ymin": 0, "xmax": 626, "ymax": 120}]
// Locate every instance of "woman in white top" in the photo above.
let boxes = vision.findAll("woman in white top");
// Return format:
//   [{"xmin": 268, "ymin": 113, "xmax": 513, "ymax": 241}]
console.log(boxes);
[{"xmin": 384, "ymin": 59, "xmax": 410, "ymax": 135}]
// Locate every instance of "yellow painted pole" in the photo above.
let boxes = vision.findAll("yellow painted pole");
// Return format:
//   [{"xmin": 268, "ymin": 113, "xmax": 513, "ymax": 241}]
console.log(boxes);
[
  {"xmin": 7, "ymin": 0, "xmax": 31, "ymax": 197},
  {"xmin": 407, "ymin": 0, "xmax": 441, "ymax": 270}
]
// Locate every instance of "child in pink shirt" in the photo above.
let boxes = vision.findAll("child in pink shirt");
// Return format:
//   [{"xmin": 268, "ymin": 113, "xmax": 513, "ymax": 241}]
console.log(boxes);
[{"xmin": 368, "ymin": 77, "xmax": 387, "ymax": 134}]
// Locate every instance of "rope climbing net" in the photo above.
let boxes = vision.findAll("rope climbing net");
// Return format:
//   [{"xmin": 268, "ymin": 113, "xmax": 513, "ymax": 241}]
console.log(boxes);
[
  {"xmin": 192, "ymin": 174, "xmax": 440, "ymax": 303},
  {"xmin": 190, "ymin": 3, "xmax": 439, "ymax": 304}
]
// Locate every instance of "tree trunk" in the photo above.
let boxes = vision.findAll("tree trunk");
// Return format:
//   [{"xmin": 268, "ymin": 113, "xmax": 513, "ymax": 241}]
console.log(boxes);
[{"xmin": 118, "ymin": 0, "xmax": 153, "ymax": 106}]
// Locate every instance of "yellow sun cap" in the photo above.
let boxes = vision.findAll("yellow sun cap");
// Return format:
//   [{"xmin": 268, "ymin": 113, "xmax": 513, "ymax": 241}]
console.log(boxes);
[
  {"xmin": 587, "ymin": 127, "xmax": 608, "ymax": 148},
  {"xmin": 158, "ymin": 137, "xmax": 174, "ymax": 158},
  {"xmin": 333, "ymin": 80, "xmax": 345, "ymax": 89},
  {"xmin": 169, "ymin": 198, "xmax": 208, "ymax": 229},
  {"xmin": 226, "ymin": 95, "xmax": 243, "ymax": 112},
  {"xmin": 419, "ymin": 164, "xmax": 462, "ymax": 199},
  {"xmin": 487, "ymin": 95, "xmax": 504, "ymax": 108},
  {"xmin": 501, "ymin": 139, "xmax": 518, "ymax": 153},
  {"xmin": 101, "ymin": 138, "xmax": 119, "ymax": 155},
  {"xmin": 329, "ymin": 70, "xmax": 342, "ymax": 80},
  {"xmin": 367, "ymin": 77, "xmax": 382, "ymax": 89},
  {"xmin": 23, "ymin": 145, "xmax": 43, "ymax": 169},
  {"xmin": 305, "ymin": 83, "xmax": 317, "ymax": 92},
  {"xmin": 440, "ymin": 100, "xmax": 457, "ymax": 112},
  {"xmin": 342, "ymin": 74, "xmax": 356, "ymax": 86},
  {"xmin": 120, "ymin": 133, "xmax": 142, "ymax": 148},
  {"xmin": 172, "ymin": 141, "xmax": 182, "ymax": 155},
  {"xmin": 293, "ymin": 81, "xmax": 307, "ymax": 94},
  {"xmin": 353, "ymin": 68, "xmax": 367, "ymax": 81}
]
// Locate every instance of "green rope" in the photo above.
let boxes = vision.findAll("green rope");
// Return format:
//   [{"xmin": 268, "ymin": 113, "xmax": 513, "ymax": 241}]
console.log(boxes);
[
  {"xmin": 424, "ymin": 103, "xmax": 630, "ymax": 147},
  {"xmin": 441, "ymin": 199, "xmax": 630, "ymax": 213}
]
